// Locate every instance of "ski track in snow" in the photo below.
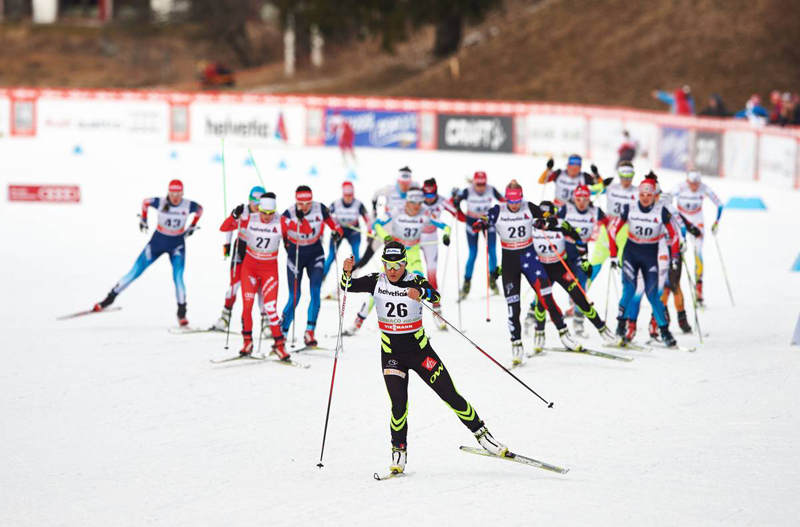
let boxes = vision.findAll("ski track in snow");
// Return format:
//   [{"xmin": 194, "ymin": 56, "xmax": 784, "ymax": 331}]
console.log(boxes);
[{"xmin": 1, "ymin": 142, "xmax": 798, "ymax": 526}]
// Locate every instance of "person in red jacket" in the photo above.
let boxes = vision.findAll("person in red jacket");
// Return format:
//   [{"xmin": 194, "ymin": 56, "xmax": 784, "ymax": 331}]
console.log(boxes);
[{"xmin": 220, "ymin": 193, "xmax": 289, "ymax": 359}]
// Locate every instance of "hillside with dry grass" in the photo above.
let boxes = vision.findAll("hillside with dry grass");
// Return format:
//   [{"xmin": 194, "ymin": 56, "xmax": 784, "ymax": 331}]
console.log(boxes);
[{"xmin": 1, "ymin": 0, "xmax": 797, "ymax": 112}]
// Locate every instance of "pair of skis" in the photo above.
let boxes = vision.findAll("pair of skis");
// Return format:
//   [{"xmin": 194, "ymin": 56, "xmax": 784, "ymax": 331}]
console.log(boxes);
[
  {"xmin": 209, "ymin": 352, "xmax": 309, "ymax": 369},
  {"xmin": 374, "ymin": 446, "xmax": 569, "ymax": 481}
]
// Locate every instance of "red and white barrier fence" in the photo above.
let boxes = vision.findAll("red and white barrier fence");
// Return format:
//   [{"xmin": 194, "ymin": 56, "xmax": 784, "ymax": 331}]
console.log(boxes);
[{"xmin": 1, "ymin": 87, "xmax": 797, "ymax": 189}]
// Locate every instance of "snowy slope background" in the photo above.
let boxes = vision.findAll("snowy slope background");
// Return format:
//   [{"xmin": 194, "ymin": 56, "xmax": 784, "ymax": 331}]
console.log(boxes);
[{"xmin": 1, "ymin": 139, "xmax": 799, "ymax": 527}]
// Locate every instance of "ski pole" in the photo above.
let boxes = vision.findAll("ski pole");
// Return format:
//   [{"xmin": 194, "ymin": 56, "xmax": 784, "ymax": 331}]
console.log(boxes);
[
  {"xmin": 291, "ymin": 240, "xmax": 300, "ymax": 347},
  {"xmin": 247, "ymin": 149, "xmax": 266, "ymax": 188},
  {"xmin": 712, "ymin": 232, "xmax": 735, "ymax": 307},
  {"xmin": 455, "ymin": 220, "xmax": 464, "ymax": 331},
  {"xmin": 681, "ymin": 252, "xmax": 704, "ymax": 344},
  {"xmin": 419, "ymin": 301, "xmax": 554, "ymax": 408},
  {"xmin": 440, "ymin": 215, "xmax": 456, "ymax": 300},
  {"xmin": 224, "ymin": 219, "xmax": 241, "ymax": 351},
  {"xmin": 485, "ymin": 229, "xmax": 491, "ymax": 323},
  {"xmin": 342, "ymin": 223, "xmax": 378, "ymax": 239},
  {"xmin": 318, "ymin": 265, "xmax": 351, "ymax": 468},
  {"xmin": 604, "ymin": 263, "xmax": 612, "ymax": 322}
]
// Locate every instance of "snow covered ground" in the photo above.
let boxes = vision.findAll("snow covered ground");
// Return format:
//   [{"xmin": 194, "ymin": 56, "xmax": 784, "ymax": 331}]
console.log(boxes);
[{"xmin": 1, "ymin": 140, "xmax": 799, "ymax": 526}]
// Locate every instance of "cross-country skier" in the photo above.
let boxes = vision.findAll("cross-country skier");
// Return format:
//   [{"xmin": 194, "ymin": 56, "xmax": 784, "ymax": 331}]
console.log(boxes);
[
  {"xmin": 454, "ymin": 171, "xmax": 503, "ymax": 299},
  {"xmin": 323, "ymin": 181, "xmax": 371, "ymax": 279},
  {"xmin": 670, "ymin": 170, "xmax": 723, "ymax": 304},
  {"xmin": 421, "ymin": 178, "xmax": 457, "ymax": 324},
  {"xmin": 476, "ymin": 181, "xmax": 582, "ymax": 364},
  {"xmin": 374, "ymin": 188, "xmax": 452, "ymax": 328},
  {"xmin": 537, "ymin": 154, "xmax": 604, "ymax": 207},
  {"xmin": 609, "ymin": 176, "xmax": 680, "ymax": 347},
  {"xmin": 210, "ymin": 186, "xmax": 266, "ymax": 332},
  {"xmin": 557, "ymin": 184, "xmax": 613, "ymax": 336},
  {"xmin": 526, "ymin": 199, "xmax": 621, "ymax": 353},
  {"xmin": 93, "ymin": 179, "xmax": 202, "ymax": 326},
  {"xmin": 220, "ymin": 194, "xmax": 289, "ymax": 360},
  {"xmin": 341, "ymin": 242, "xmax": 509, "ymax": 476},
  {"xmin": 280, "ymin": 185, "xmax": 344, "ymax": 347}
]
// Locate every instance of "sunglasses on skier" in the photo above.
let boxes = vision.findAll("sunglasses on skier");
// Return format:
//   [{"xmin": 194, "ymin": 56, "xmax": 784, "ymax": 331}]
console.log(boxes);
[{"xmin": 382, "ymin": 259, "xmax": 407, "ymax": 271}]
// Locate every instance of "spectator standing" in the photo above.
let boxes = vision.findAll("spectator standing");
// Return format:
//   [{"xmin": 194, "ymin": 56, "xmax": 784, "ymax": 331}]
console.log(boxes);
[{"xmin": 652, "ymin": 85, "xmax": 695, "ymax": 115}]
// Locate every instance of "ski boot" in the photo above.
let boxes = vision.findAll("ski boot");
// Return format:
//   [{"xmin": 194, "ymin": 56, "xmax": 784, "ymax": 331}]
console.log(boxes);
[
  {"xmin": 616, "ymin": 317, "xmax": 626, "ymax": 339},
  {"xmin": 696, "ymin": 279, "xmax": 704, "ymax": 306},
  {"xmin": 677, "ymin": 310, "xmax": 692, "ymax": 333},
  {"xmin": 489, "ymin": 268, "xmax": 501, "ymax": 295},
  {"xmin": 209, "ymin": 307, "xmax": 232, "ymax": 331},
  {"xmin": 573, "ymin": 316, "xmax": 587, "ymax": 338},
  {"xmin": 459, "ymin": 278, "xmax": 471, "ymax": 300},
  {"xmin": 272, "ymin": 336, "xmax": 291, "ymax": 361},
  {"xmin": 660, "ymin": 326, "xmax": 677, "ymax": 348},
  {"xmin": 177, "ymin": 303, "xmax": 188, "ymax": 327},
  {"xmin": 624, "ymin": 320, "xmax": 636, "ymax": 343},
  {"xmin": 93, "ymin": 291, "xmax": 117, "ymax": 312},
  {"xmin": 432, "ymin": 303, "xmax": 447, "ymax": 330},
  {"xmin": 240, "ymin": 333, "xmax": 254, "ymax": 357},
  {"xmin": 648, "ymin": 315, "xmax": 659, "ymax": 339},
  {"xmin": 511, "ymin": 339, "xmax": 524, "ymax": 366},
  {"xmin": 304, "ymin": 329, "xmax": 318, "ymax": 348},
  {"xmin": 390, "ymin": 444, "xmax": 407, "ymax": 474},
  {"xmin": 598, "ymin": 325, "xmax": 622, "ymax": 346},
  {"xmin": 558, "ymin": 328, "xmax": 583, "ymax": 351},
  {"xmin": 531, "ymin": 330, "xmax": 546, "ymax": 356},
  {"xmin": 474, "ymin": 424, "xmax": 508, "ymax": 457},
  {"xmin": 343, "ymin": 315, "xmax": 364, "ymax": 336}
]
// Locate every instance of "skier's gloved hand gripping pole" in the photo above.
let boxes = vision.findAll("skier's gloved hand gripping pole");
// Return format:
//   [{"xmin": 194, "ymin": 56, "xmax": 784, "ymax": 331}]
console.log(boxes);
[{"xmin": 318, "ymin": 254, "xmax": 352, "ymax": 468}]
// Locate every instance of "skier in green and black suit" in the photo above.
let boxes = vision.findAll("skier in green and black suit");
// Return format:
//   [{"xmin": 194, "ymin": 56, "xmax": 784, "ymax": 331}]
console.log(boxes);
[{"xmin": 341, "ymin": 241, "xmax": 508, "ymax": 475}]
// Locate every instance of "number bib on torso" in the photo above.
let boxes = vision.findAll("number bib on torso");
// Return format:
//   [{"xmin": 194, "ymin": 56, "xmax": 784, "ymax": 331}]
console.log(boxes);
[
  {"xmin": 532, "ymin": 228, "xmax": 566, "ymax": 264},
  {"xmin": 554, "ymin": 174, "xmax": 582, "ymax": 206},
  {"xmin": 465, "ymin": 186, "xmax": 496, "ymax": 219},
  {"xmin": 627, "ymin": 203, "xmax": 665, "ymax": 244},
  {"xmin": 496, "ymin": 202, "xmax": 534, "ymax": 250},
  {"xmin": 674, "ymin": 183, "xmax": 705, "ymax": 214},
  {"xmin": 606, "ymin": 183, "xmax": 638, "ymax": 218},
  {"xmin": 374, "ymin": 273, "xmax": 423, "ymax": 334},
  {"xmin": 390, "ymin": 210, "xmax": 428, "ymax": 246},
  {"xmin": 563, "ymin": 203, "xmax": 598, "ymax": 243},
  {"xmin": 421, "ymin": 196, "xmax": 451, "ymax": 238},
  {"xmin": 332, "ymin": 198, "xmax": 363, "ymax": 227},
  {"xmin": 287, "ymin": 202, "xmax": 325, "ymax": 246},
  {"xmin": 156, "ymin": 199, "xmax": 193, "ymax": 236},
  {"xmin": 244, "ymin": 214, "xmax": 281, "ymax": 261}
]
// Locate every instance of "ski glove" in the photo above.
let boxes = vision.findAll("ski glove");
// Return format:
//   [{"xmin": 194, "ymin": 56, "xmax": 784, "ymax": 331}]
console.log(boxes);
[
  {"xmin": 546, "ymin": 158, "xmax": 554, "ymax": 170},
  {"xmin": 471, "ymin": 219, "xmax": 487, "ymax": 233},
  {"xmin": 139, "ymin": 218, "xmax": 148, "ymax": 233},
  {"xmin": 609, "ymin": 257, "xmax": 619, "ymax": 270},
  {"xmin": 443, "ymin": 234, "xmax": 451, "ymax": 246},
  {"xmin": 185, "ymin": 225, "xmax": 198, "ymax": 237},
  {"xmin": 711, "ymin": 221, "xmax": 719, "ymax": 235},
  {"xmin": 579, "ymin": 257, "xmax": 592, "ymax": 275},
  {"xmin": 591, "ymin": 164, "xmax": 599, "ymax": 176},
  {"xmin": 223, "ymin": 244, "xmax": 231, "ymax": 258},
  {"xmin": 670, "ymin": 258, "xmax": 680, "ymax": 273},
  {"xmin": 232, "ymin": 204, "xmax": 245, "ymax": 219}
]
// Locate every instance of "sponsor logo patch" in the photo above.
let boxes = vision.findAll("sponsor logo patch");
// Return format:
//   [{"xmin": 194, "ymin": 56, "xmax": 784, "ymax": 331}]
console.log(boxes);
[
  {"xmin": 422, "ymin": 356, "xmax": 438, "ymax": 371},
  {"xmin": 383, "ymin": 368, "xmax": 406, "ymax": 378}
]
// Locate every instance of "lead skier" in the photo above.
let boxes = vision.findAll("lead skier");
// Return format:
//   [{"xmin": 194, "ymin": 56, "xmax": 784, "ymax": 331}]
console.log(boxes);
[{"xmin": 341, "ymin": 242, "xmax": 508, "ymax": 476}]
